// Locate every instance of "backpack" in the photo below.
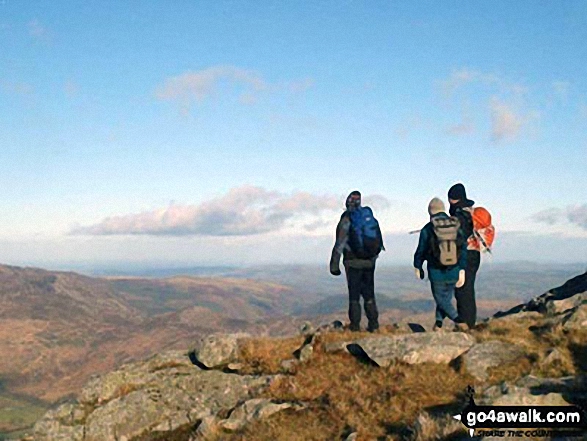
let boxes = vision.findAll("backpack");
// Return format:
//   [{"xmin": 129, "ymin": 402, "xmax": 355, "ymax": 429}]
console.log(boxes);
[
  {"xmin": 347, "ymin": 207, "xmax": 384, "ymax": 259},
  {"xmin": 470, "ymin": 207, "xmax": 495, "ymax": 253},
  {"xmin": 430, "ymin": 216, "xmax": 462, "ymax": 267}
]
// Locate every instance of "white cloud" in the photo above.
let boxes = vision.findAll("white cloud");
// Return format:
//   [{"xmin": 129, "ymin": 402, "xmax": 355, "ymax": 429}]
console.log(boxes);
[
  {"xmin": 490, "ymin": 98, "xmax": 526, "ymax": 142},
  {"xmin": 567, "ymin": 205, "xmax": 587, "ymax": 230},
  {"xmin": 155, "ymin": 66, "xmax": 266, "ymax": 112},
  {"xmin": 28, "ymin": 18, "xmax": 52, "ymax": 44},
  {"xmin": 72, "ymin": 186, "xmax": 347, "ymax": 237},
  {"xmin": 155, "ymin": 65, "xmax": 314, "ymax": 113},
  {"xmin": 531, "ymin": 208, "xmax": 563, "ymax": 225},
  {"xmin": 532, "ymin": 205, "xmax": 587, "ymax": 231}
]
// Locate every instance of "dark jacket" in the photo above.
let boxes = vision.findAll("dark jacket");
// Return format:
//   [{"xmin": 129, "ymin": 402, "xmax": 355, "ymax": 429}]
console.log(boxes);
[
  {"xmin": 330, "ymin": 211, "xmax": 377, "ymax": 271},
  {"xmin": 413, "ymin": 212, "xmax": 468, "ymax": 283}
]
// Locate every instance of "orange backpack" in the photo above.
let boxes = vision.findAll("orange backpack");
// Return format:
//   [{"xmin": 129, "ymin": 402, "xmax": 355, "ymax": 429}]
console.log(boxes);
[{"xmin": 470, "ymin": 207, "xmax": 495, "ymax": 252}]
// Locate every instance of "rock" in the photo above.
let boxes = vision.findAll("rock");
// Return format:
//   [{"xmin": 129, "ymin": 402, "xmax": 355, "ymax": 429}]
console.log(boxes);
[
  {"xmin": 562, "ymin": 304, "xmax": 587, "ymax": 331},
  {"xmin": 79, "ymin": 350, "xmax": 194, "ymax": 405},
  {"xmin": 411, "ymin": 412, "xmax": 465, "ymax": 441},
  {"xmin": 299, "ymin": 321, "xmax": 313, "ymax": 336},
  {"xmin": 345, "ymin": 432, "xmax": 358, "ymax": 441},
  {"xmin": 190, "ymin": 333, "xmax": 249, "ymax": 369},
  {"xmin": 346, "ymin": 333, "xmax": 475, "ymax": 367},
  {"xmin": 323, "ymin": 340, "xmax": 349, "ymax": 353},
  {"xmin": 492, "ymin": 386, "xmax": 570, "ymax": 406},
  {"xmin": 546, "ymin": 292, "xmax": 587, "ymax": 315},
  {"xmin": 193, "ymin": 414, "xmax": 219, "ymax": 440},
  {"xmin": 293, "ymin": 334, "xmax": 317, "ymax": 362},
  {"xmin": 481, "ymin": 375, "xmax": 585, "ymax": 408},
  {"xmin": 219, "ymin": 398, "xmax": 292, "ymax": 432},
  {"xmin": 459, "ymin": 340, "xmax": 526, "ymax": 381},
  {"xmin": 35, "ymin": 353, "xmax": 270, "ymax": 441},
  {"xmin": 280, "ymin": 359, "xmax": 299, "ymax": 373}
]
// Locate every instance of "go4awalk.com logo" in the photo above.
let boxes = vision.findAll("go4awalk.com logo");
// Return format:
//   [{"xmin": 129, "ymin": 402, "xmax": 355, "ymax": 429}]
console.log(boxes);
[{"xmin": 453, "ymin": 387, "xmax": 587, "ymax": 438}]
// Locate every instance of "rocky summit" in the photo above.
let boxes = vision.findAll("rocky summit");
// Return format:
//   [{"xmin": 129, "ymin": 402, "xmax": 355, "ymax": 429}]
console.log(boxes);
[{"xmin": 22, "ymin": 273, "xmax": 587, "ymax": 440}]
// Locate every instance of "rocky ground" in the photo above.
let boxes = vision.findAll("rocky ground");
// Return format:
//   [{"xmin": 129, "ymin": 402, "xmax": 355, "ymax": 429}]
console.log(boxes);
[{"xmin": 22, "ymin": 283, "xmax": 587, "ymax": 441}]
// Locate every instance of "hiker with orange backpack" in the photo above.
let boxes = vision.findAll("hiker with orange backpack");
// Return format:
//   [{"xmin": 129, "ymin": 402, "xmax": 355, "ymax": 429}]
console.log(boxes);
[
  {"xmin": 413, "ymin": 198, "xmax": 469, "ymax": 331},
  {"xmin": 448, "ymin": 183, "xmax": 495, "ymax": 329}
]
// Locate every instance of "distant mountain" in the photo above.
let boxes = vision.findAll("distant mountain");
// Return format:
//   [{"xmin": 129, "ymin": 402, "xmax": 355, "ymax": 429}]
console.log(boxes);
[{"xmin": 0, "ymin": 262, "xmax": 581, "ymax": 437}]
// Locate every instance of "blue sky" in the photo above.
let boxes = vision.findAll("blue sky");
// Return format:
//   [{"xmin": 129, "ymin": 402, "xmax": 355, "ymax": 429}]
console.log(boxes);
[{"xmin": 0, "ymin": 1, "xmax": 586, "ymax": 268}]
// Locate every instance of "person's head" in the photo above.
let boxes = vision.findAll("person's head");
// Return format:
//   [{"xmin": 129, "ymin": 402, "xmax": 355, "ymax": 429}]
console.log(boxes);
[
  {"xmin": 448, "ymin": 183, "xmax": 474, "ymax": 207},
  {"xmin": 428, "ymin": 197, "xmax": 445, "ymax": 217},
  {"xmin": 345, "ymin": 191, "xmax": 361, "ymax": 211}
]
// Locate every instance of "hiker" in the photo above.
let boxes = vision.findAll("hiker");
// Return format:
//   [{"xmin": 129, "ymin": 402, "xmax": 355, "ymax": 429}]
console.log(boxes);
[
  {"xmin": 413, "ymin": 198, "xmax": 469, "ymax": 331},
  {"xmin": 447, "ymin": 183, "xmax": 481, "ymax": 329},
  {"xmin": 329, "ymin": 191, "xmax": 384, "ymax": 332}
]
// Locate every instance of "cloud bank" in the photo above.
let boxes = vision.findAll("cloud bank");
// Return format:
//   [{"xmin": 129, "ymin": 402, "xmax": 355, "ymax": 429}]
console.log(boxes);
[
  {"xmin": 72, "ymin": 186, "xmax": 348, "ymax": 237},
  {"xmin": 531, "ymin": 205, "xmax": 587, "ymax": 230}
]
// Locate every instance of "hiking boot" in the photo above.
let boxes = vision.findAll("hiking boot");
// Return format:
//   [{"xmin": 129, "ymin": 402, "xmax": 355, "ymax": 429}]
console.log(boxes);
[
  {"xmin": 454, "ymin": 322, "xmax": 470, "ymax": 332},
  {"xmin": 432, "ymin": 321, "xmax": 443, "ymax": 332},
  {"xmin": 367, "ymin": 322, "xmax": 379, "ymax": 333},
  {"xmin": 349, "ymin": 323, "xmax": 361, "ymax": 332}
]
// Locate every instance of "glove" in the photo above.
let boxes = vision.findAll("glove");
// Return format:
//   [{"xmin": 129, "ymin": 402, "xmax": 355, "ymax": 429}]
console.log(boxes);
[
  {"xmin": 456, "ymin": 270, "xmax": 466, "ymax": 288},
  {"xmin": 414, "ymin": 268, "xmax": 424, "ymax": 280},
  {"xmin": 330, "ymin": 259, "xmax": 341, "ymax": 276}
]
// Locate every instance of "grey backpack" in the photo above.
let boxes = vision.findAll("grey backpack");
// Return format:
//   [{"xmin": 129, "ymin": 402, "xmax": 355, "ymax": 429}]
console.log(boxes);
[{"xmin": 430, "ymin": 216, "xmax": 462, "ymax": 267}]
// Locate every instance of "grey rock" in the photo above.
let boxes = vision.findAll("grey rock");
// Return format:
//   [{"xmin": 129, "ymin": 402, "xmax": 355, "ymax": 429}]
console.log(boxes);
[
  {"xmin": 459, "ymin": 340, "xmax": 526, "ymax": 381},
  {"xmin": 34, "ymin": 352, "xmax": 270, "ymax": 441},
  {"xmin": 219, "ymin": 398, "xmax": 292, "ymax": 432},
  {"xmin": 546, "ymin": 292, "xmax": 587, "ymax": 315},
  {"xmin": 280, "ymin": 358, "xmax": 299, "ymax": 373},
  {"xmin": 492, "ymin": 386, "xmax": 570, "ymax": 406},
  {"xmin": 347, "ymin": 332, "xmax": 475, "ymax": 367},
  {"xmin": 190, "ymin": 333, "xmax": 249, "ymax": 369},
  {"xmin": 193, "ymin": 414, "xmax": 219, "ymax": 440},
  {"xmin": 562, "ymin": 304, "xmax": 587, "ymax": 331},
  {"xmin": 79, "ymin": 350, "xmax": 194, "ymax": 405},
  {"xmin": 345, "ymin": 432, "xmax": 358, "ymax": 441}
]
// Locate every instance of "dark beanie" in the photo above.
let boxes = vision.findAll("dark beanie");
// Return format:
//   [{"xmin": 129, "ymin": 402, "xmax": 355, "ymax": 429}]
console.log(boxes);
[{"xmin": 448, "ymin": 183, "xmax": 467, "ymax": 201}]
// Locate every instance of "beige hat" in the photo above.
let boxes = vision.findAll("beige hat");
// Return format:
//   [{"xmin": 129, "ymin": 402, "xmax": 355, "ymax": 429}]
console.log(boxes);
[{"xmin": 428, "ymin": 197, "xmax": 445, "ymax": 216}]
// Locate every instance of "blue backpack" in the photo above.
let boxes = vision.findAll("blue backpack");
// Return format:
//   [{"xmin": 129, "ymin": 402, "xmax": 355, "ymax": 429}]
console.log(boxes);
[{"xmin": 347, "ymin": 206, "xmax": 384, "ymax": 259}]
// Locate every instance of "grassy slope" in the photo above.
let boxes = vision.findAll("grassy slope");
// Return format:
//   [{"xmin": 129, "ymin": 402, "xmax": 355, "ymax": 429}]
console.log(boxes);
[{"xmin": 220, "ymin": 318, "xmax": 587, "ymax": 441}]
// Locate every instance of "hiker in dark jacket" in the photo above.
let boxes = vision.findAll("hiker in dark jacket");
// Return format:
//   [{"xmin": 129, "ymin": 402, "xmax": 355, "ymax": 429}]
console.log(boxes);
[
  {"xmin": 413, "ymin": 198, "xmax": 469, "ymax": 331},
  {"xmin": 448, "ymin": 183, "xmax": 480, "ymax": 329},
  {"xmin": 330, "ymin": 191, "xmax": 382, "ymax": 332}
]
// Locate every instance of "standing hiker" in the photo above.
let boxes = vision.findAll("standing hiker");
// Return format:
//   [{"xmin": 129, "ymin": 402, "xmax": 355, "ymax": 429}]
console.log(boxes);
[
  {"xmin": 413, "ymin": 198, "xmax": 469, "ymax": 331},
  {"xmin": 330, "ymin": 191, "xmax": 384, "ymax": 332},
  {"xmin": 447, "ymin": 183, "xmax": 490, "ymax": 329}
]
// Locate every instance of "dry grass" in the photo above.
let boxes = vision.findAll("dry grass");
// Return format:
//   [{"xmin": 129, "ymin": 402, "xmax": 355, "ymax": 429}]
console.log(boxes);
[
  {"xmin": 218, "ymin": 311, "xmax": 587, "ymax": 440},
  {"xmin": 239, "ymin": 336, "xmax": 306, "ymax": 375},
  {"xmin": 472, "ymin": 315, "xmax": 587, "ymax": 381},
  {"xmin": 226, "ymin": 338, "xmax": 472, "ymax": 441}
]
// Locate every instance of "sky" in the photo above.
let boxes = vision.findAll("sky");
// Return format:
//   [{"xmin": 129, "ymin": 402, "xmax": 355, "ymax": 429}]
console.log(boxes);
[{"xmin": 0, "ymin": 1, "xmax": 586, "ymax": 269}]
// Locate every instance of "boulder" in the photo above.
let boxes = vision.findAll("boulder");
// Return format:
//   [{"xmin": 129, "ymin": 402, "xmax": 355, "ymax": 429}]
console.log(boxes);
[
  {"xmin": 189, "ymin": 333, "xmax": 249, "ymax": 369},
  {"xmin": 346, "ymin": 332, "xmax": 475, "ymax": 367},
  {"xmin": 481, "ymin": 375, "xmax": 585, "ymax": 407},
  {"xmin": 546, "ymin": 291, "xmax": 587, "ymax": 316},
  {"xmin": 33, "ymin": 353, "xmax": 271, "ymax": 441},
  {"xmin": 192, "ymin": 414, "xmax": 219, "ymax": 440},
  {"xmin": 79, "ymin": 350, "xmax": 194, "ymax": 405},
  {"xmin": 459, "ymin": 340, "xmax": 526, "ymax": 381},
  {"xmin": 562, "ymin": 304, "xmax": 587, "ymax": 331},
  {"xmin": 219, "ymin": 398, "xmax": 292, "ymax": 432}
]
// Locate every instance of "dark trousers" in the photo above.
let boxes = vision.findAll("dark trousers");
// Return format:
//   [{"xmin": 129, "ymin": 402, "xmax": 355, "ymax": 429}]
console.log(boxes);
[
  {"xmin": 455, "ymin": 250, "xmax": 481, "ymax": 328},
  {"xmin": 345, "ymin": 264, "xmax": 379, "ymax": 330}
]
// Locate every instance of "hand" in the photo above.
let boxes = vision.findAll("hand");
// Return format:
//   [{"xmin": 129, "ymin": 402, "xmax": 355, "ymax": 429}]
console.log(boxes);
[
  {"xmin": 456, "ymin": 270, "xmax": 466, "ymax": 288},
  {"xmin": 414, "ymin": 268, "xmax": 424, "ymax": 280}
]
